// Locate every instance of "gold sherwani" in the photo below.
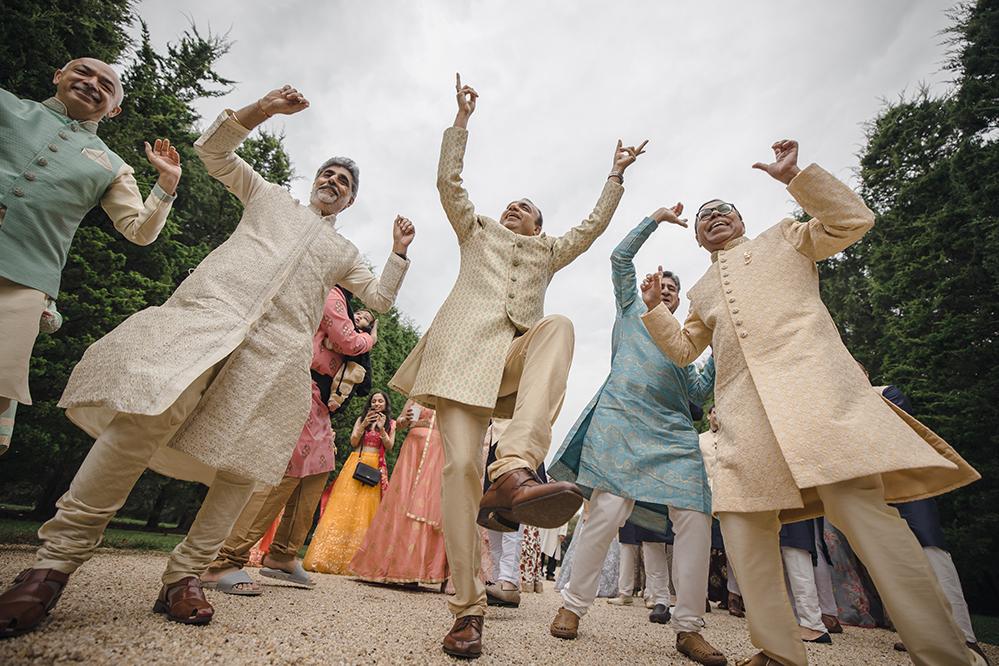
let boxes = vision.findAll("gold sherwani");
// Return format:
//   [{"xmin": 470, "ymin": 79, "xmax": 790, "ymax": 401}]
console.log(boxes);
[
  {"xmin": 390, "ymin": 127, "xmax": 623, "ymax": 413},
  {"xmin": 59, "ymin": 112, "xmax": 409, "ymax": 486},
  {"xmin": 642, "ymin": 164, "xmax": 978, "ymax": 521}
]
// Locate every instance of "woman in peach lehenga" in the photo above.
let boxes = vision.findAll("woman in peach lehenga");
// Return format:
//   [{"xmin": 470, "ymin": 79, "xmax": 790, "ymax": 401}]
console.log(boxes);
[
  {"xmin": 350, "ymin": 399, "xmax": 449, "ymax": 585},
  {"xmin": 303, "ymin": 391, "xmax": 394, "ymax": 574}
]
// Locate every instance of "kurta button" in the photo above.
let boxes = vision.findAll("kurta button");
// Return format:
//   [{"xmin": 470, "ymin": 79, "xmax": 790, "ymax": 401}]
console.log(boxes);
[
  {"xmin": 736, "ymin": 319, "xmax": 743, "ymax": 325},
  {"xmin": 512, "ymin": 258, "xmax": 521, "ymax": 266},
  {"xmin": 12, "ymin": 188, "xmax": 25, "ymax": 197},
  {"xmin": 59, "ymin": 131, "xmax": 69, "ymax": 140},
  {"xmin": 728, "ymin": 297, "xmax": 736, "ymax": 303},
  {"xmin": 725, "ymin": 288, "xmax": 732, "ymax": 293},
  {"xmin": 722, "ymin": 272, "xmax": 729, "ymax": 277},
  {"xmin": 510, "ymin": 276, "xmax": 517, "ymax": 282},
  {"xmin": 732, "ymin": 308, "xmax": 739, "ymax": 313},
  {"xmin": 739, "ymin": 331, "xmax": 748, "ymax": 338},
  {"xmin": 38, "ymin": 157, "xmax": 48, "ymax": 166},
  {"xmin": 723, "ymin": 280, "xmax": 730, "ymax": 285},
  {"xmin": 516, "ymin": 240, "xmax": 523, "ymax": 248},
  {"xmin": 508, "ymin": 292, "xmax": 515, "ymax": 299},
  {"xmin": 48, "ymin": 144, "xmax": 59, "ymax": 152},
  {"xmin": 71, "ymin": 124, "xmax": 80, "ymax": 132},
  {"xmin": 24, "ymin": 172, "xmax": 36, "ymax": 181}
]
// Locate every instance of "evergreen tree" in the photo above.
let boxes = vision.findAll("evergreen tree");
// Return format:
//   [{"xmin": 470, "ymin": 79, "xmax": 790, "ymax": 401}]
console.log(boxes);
[{"xmin": 819, "ymin": 0, "xmax": 999, "ymax": 613}]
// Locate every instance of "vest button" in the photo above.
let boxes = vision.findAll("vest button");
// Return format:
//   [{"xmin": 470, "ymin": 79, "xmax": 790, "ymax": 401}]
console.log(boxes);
[
  {"xmin": 12, "ymin": 188, "xmax": 25, "ymax": 197},
  {"xmin": 38, "ymin": 157, "xmax": 48, "ymax": 166},
  {"xmin": 59, "ymin": 131, "xmax": 70, "ymax": 140},
  {"xmin": 24, "ymin": 172, "xmax": 36, "ymax": 181},
  {"xmin": 49, "ymin": 144, "xmax": 59, "ymax": 152}
]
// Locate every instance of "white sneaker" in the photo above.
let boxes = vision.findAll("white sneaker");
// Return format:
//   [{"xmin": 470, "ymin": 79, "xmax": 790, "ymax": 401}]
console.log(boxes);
[{"xmin": 607, "ymin": 595, "xmax": 633, "ymax": 606}]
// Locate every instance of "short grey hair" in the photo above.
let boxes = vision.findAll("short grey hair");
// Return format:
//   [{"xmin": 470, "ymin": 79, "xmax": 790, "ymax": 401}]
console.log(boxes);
[
  {"xmin": 661, "ymin": 269, "xmax": 680, "ymax": 291},
  {"xmin": 315, "ymin": 157, "xmax": 360, "ymax": 199}
]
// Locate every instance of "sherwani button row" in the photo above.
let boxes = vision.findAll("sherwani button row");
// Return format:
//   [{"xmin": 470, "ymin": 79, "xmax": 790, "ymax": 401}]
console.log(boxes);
[
  {"xmin": 59, "ymin": 131, "xmax": 69, "ymax": 140},
  {"xmin": 48, "ymin": 144, "xmax": 59, "ymax": 152},
  {"xmin": 37, "ymin": 157, "xmax": 48, "ymax": 166}
]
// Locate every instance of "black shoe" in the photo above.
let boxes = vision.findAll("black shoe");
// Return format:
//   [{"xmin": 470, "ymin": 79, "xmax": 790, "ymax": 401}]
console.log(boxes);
[{"xmin": 649, "ymin": 603, "xmax": 670, "ymax": 623}]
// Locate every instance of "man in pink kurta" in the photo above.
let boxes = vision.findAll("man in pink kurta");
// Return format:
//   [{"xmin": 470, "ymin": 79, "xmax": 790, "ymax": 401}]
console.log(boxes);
[{"xmin": 204, "ymin": 287, "xmax": 375, "ymax": 593}]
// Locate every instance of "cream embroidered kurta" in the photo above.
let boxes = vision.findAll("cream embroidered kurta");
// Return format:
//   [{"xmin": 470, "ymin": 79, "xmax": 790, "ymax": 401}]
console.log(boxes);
[
  {"xmin": 59, "ymin": 112, "xmax": 409, "ymax": 486},
  {"xmin": 390, "ymin": 127, "xmax": 623, "ymax": 414},
  {"xmin": 641, "ymin": 164, "xmax": 979, "ymax": 521}
]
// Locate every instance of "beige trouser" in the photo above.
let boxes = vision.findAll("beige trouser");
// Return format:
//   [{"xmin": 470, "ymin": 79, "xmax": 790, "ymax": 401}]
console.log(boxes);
[
  {"xmin": 436, "ymin": 314, "xmax": 574, "ymax": 617},
  {"xmin": 35, "ymin": 364, "xmax": 257, "ymax": 585},
  {"xmin": 211, "ymin": 471, "xmax": 329, "ymax": 570},
  {"xmin": 719, "ymin": 474, "xmax": 972, "ymax": 666}
]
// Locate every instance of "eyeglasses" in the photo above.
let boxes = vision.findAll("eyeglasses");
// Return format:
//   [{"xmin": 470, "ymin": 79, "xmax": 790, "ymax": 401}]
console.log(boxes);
[{"xmin": 696, "ymin": 203, "xmax": 735, "ymax": 222}]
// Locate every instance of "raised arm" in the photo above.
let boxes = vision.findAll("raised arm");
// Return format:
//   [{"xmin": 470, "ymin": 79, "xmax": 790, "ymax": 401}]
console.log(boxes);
[
  {"xmin": 551, "ymin": 140, "xmax": 648, "ymax": 271},
  {"xmin": 640, "ymin": 266, "xmax": 711, "ymax": 366},
  {"xmin": 755, "ymin": 139, "xmax": 874, "ymax": 261},
  {"xmin": 195, "ymin": 86, "xmax": 309, "ymax": 205},
  {"xmin": 437, "ymin": 74, "xmax": 481, "ymax": 243},
  {"xmin": 611, "ymin": 204, "xmax": 686, "ymax": 310}
]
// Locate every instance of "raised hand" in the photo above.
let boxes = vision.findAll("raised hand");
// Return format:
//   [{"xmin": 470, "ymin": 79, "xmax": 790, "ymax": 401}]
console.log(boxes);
[
  {"xmin": 650, "ymin": 203, "xmax": 687, "ymax": 228},
  {"xmin": 752, "ymin": 139, "xmax": 801, "ymax": 185},
  {"xmin": 454, "ymin": 73, "xmax": 478, "ymax": 128},
  {"xmin": 612, "ymin": 140, "xmax": 649, "ymax": 178},
  {"xmin": 144, "ymin": 138, "xmax": 181, "ymax": 195},
  {"xmin": 259, "ymin": 85, "xmax": 310, "ymax": 116},
  {"xmin": 640, "ymin": 265, "xmax": 664, "ymax": 312},
  {"xmin": 392, "ymin": 215, "xmax": 416, "ymax": 254}
]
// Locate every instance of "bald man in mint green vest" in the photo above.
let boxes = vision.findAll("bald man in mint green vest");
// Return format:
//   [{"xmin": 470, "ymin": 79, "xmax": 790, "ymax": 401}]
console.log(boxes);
[{"xmin": 0, "ymin": 57, "xmax": 181, "ymax": 453}]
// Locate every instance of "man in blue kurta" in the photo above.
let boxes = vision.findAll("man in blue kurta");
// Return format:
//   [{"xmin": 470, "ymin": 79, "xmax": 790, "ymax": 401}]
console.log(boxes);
[
  {"xmin": 548, "ymin": 206, "xmax": 722, "ymax": 666},
  {"xmin": 0, "ymin": 57, "xmax": 181, "ymax": 453}
]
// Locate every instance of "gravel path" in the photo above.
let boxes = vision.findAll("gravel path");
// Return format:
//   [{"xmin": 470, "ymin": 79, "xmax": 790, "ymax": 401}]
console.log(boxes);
[{"xmin": 1, "ymin": 545, "xmax": 994, "ymax": 665}]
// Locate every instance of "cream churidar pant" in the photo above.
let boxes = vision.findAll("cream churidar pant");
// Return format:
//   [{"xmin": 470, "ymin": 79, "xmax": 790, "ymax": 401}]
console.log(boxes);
[
  {"xmin": 35, "ymin": 364, "xmax": 256, "ymax": 585},
  {"xmin": 561, "ymin": 489, "xmax": 711, "ymax": 634},
  {"xmin": 436, "ymin": 314, "xmax": 573, "ymax": 617},
  {"xmin": 719, "ymin": 474, "xmax": 973, "ymax": 666}
]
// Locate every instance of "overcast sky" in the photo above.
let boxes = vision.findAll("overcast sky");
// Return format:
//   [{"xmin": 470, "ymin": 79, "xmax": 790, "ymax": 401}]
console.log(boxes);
[{"xmin": 132, "ymin": 0, "xmax": 958, "ymax": 459}]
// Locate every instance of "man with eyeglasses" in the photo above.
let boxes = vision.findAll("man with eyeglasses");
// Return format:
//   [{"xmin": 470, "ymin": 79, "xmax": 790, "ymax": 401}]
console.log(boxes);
[{"xmin": 637, "ymin": 139, "xmax": 981, "ymax": 666}]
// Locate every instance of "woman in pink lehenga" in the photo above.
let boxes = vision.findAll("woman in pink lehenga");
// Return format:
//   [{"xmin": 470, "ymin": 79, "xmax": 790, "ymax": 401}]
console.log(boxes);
[{"xmin": 350, "ymin": 399, "xmax": 449, "ymax": 585}]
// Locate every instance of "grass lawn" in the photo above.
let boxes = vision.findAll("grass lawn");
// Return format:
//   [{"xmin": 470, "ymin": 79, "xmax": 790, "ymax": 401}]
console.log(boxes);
[{"xmin": 0, "ymin": 519, "xmax": 183, "ymax": 552}]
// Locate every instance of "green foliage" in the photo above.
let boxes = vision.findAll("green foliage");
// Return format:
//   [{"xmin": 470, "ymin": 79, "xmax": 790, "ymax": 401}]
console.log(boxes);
[
  {"xmin": 0, "ymin": 519, "xmax": 183, "ymax": 552},
  {"xmin": 819, "ymin": 0, "xmax": 999, "ymax": 614}
]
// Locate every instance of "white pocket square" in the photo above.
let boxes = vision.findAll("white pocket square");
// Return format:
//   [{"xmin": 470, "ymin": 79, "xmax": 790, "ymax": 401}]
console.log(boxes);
[{"xmin": 81, "ymin": 148, "xmax": 114, "ymax": 172}]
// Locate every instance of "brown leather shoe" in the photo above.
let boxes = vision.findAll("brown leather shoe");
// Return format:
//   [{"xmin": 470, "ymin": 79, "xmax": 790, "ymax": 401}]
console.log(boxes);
[
  {"xmin": 153, "ymin": 577, "xmax": 213, "ymax": 625},
  {"xmin": 442, "ymin": 614, "xmax": 483, "ymax": 659},
  {"xmin": 478, "ymin": 468, "xmax": 583, "ymax": 531},
  {"xmin": 0, "ymin": 568, "xmax": 69, "ymax": 638},
  {"xmin": 734, "ymin": 653, "xmax": 787, "ymax": 666},
  {"xmin": 676, "ymin": 631, "xmax": 727, "ymax": 666},
  {"xmin": 728, "ymin": 592, "xmax": 745, "ymax": 618},
  {"xmin": 550, "ymin": 607, "xmax": 579, "ymax": 639},
  {"xmin": 821, "ymin": 613, "xmax": 842, "ymax": 633}
]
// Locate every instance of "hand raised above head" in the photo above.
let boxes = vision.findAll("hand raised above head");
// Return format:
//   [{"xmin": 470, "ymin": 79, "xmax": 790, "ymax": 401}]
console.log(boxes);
[
  {"xmin": 144, "ymin": 138, "xmax": 182, "ymax": 195},
  {"xmin": 259, "ymin": 85, "xmax": 310, "ymax": 117},
  {"xmin": 453, "ymin": 73, "xmax": 478, "ymax": 128},
  {"xmin": 612, "ymin": 139, "xmax": 649, "ymax": 176},
  {"xmin": 650, "ymin": 203, "xmax": 687, "ymax": 228},
  {"xmin": 640, "ymin": 265, "xmax": 664, "ymax": 312},
  {"xmin": 752, "ymin": 139, "xmax": 801, "ymax": 185}
]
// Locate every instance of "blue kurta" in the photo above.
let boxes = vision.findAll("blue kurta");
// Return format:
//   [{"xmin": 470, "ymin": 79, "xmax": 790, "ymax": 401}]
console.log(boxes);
[{"xmin": 549, "ymin": 216, "xmax": 715, "ymax": 532}]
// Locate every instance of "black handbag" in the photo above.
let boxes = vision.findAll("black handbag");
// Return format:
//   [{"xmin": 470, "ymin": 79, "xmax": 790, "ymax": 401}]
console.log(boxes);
[{"xmin": 353, "ymin": 460, "xmax": 380, "ymax": 486}]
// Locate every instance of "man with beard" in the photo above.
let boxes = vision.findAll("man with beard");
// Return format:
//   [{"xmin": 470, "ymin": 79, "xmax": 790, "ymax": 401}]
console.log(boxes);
[
  {"xmin": 0, "ymin": 57, "xmax": 181, "ymax": 453},
  {"xmin": 638, "ymin": 139, "xmax": 981, "ymax": 666},
  {"xmin": 0, "ymin": 85, "xmax": 414, "ymax": 637}
]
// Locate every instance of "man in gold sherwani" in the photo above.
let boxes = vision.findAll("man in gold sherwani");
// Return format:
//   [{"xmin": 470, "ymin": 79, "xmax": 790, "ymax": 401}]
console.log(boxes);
[
  {"xmin": 638, "ymin": 139, "xmax": 982, "ymax": 666},
  {"xmin": 0, "ymin": 86, "xmax": 414, "ymax": 637},
  {"xmin": 390, "ymin": 75, "xmax": 645, "ymax": 658}
]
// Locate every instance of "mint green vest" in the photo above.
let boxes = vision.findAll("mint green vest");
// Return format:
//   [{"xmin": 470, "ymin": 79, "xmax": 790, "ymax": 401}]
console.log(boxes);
[{"xmin": 0, "ymin": 89, "xmax": 125, "ymax": 296}]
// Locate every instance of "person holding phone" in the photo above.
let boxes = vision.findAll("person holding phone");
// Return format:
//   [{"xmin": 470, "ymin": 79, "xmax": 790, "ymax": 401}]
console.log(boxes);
[{"xmin": 304, "ymin": 391, "xmax": 395, "ymax": 574}]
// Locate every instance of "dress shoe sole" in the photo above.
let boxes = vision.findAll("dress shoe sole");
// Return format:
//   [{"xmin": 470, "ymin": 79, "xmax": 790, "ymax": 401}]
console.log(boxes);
[
  {"xmin": 152, "ymin": 599, "xmax": 213, "ymax": 625},
  {"xmin": 508, "ymin": 491, "xmax": 583, "ymax": 529},
  {"xmin": 476, "ymin": 508, "xmax": 520, "ymax": 532},
  {"xmin": 485, "ymin": 597, "xmax": 519, "ymax": 608},
  {"xmin": 649, "ymin": 612, "xmax": 671, "ymax": 624}
]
